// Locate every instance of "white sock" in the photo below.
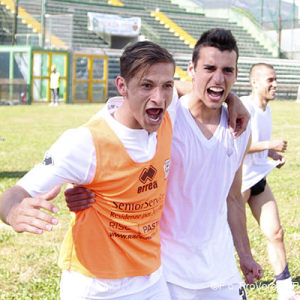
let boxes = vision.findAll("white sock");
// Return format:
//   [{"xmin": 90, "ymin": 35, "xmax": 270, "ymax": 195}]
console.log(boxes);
[{"xmin": 276, "ymin": 277, "xmax": 295, "ymax": 300}]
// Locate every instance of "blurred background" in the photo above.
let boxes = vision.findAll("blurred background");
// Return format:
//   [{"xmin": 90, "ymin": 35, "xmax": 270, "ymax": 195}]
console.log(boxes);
[{"xmin": 0, "ymin": 0, "xmax": 300, "ymax": 104}]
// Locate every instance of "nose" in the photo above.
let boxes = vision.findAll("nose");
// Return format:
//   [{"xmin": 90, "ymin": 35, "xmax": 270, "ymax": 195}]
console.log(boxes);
[
  {"xmin": 212, "ymin": 70, "xmax": 224, "ymax": 84},
  {"xmin": 272, "ymin": 79, "xmax": 278, "ymax": 88},
  {"xmin": 150, "ymin": 87, "xmax": 165, "ymax": 106}
]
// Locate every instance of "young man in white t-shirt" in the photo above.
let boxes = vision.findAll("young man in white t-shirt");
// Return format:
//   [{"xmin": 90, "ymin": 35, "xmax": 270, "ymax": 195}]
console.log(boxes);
[
  {"xmin": 65, "ymin": 29, "xmax": 264, "ymax": 300},
  {"xmin": 241, "ymin": 63, "xmax": 299, "ymax": 300},
  {"xmin": 159, "ymin": 28, "xmax": 263, "ymax": 300}
]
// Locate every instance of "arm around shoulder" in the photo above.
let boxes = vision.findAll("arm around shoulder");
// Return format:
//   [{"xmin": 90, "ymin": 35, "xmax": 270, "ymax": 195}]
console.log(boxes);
[{"xmin": 226, "ymin": 92, "xmax": 250, "ymax": 138}]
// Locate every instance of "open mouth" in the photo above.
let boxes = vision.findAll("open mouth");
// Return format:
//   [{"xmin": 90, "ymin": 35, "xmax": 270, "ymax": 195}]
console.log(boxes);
[
  {"xmin": 207, "ymin": 87, "xmax": 224, "ymax": 100},
  {"xmin": 146, "ymin": 108, "xmax": 164, "ymax": 123}
]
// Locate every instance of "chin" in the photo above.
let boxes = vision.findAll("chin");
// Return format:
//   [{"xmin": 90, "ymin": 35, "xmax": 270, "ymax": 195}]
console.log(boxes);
[{"xmin": 209, "ymin": 101, "xmax": 223, "ymax": 109}]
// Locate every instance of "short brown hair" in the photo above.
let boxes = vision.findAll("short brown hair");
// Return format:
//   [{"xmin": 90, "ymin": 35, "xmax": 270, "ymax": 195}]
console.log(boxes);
[
  {"xmin": 192, "ymin": 28, "xmax": 239, "ymax": 68},
  {"xmin": 120, "ymin": 41, "xmax": 175, "ymax": 82}
]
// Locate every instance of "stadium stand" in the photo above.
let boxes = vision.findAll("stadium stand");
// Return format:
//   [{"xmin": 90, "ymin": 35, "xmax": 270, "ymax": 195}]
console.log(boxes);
[
  {"xmin": 0, "ymin": 5, "xmax": 13, "ymax": 44},
  {"xmin": 1, "ymin": 0, "xmax": 300, "ymax": 100}
]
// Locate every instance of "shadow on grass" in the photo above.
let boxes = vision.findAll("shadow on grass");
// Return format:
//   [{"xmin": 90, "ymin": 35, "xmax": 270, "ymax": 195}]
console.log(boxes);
[
  {"xmin": 293, "ymin": 276, "xmax": 300, "ymax": 284},
  {"xmin": 0, "ymin": 171, "xmax": 28, "ymax": 179}
]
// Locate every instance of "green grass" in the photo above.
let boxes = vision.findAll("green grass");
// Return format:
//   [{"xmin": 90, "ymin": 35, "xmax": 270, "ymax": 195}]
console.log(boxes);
[{"xmin": 0, "ymin": 102, "xmax": 299, "ymax": 299}]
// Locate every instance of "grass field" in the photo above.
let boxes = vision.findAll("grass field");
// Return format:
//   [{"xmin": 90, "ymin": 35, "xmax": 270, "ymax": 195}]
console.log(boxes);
[{"xmin": 0, "ymin": 102, "xmax": 299, "ymax": 299}]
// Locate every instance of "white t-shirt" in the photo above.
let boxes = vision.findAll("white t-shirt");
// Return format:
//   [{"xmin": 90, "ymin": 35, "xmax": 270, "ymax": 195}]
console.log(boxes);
[
  {"xmin": 17, "ymin": 92, "xmax": 178, "ymax": 299},
  {"xmin": 50, "ymin": 72, "xmax": 60, "ymax": 89},
  {"xmin": 160, "ymin": 96, "xmax": 251, "ymax": 289},
  {"xmin": 241, "ymin": 96, "xmax": 280, "ymax": 192}
]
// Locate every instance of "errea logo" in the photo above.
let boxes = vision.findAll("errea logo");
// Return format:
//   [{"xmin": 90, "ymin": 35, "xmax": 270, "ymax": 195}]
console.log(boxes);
[
  {"xmin": 138, "ymin": 165, "xmax": 158, "ymax": 194},
  {"xmin": 139, "ymin": 165, "xmax": 157, "ymax": 184}
]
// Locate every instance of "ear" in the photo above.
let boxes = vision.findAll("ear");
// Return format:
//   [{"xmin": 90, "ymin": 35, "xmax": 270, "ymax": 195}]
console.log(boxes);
[
  {"xmin": 115, "ymin": 76, "xmax": 128, "ymax": 97},
  {"xmin": 187, "ymin": 61, "xmax": 195, "ymax": 79},
  {"xmin": 250, "ymin": 77, "xmax": 257, "ymax": 89}
]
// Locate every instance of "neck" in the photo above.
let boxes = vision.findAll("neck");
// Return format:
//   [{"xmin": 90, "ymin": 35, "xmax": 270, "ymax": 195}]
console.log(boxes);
[
  {"xmin": 113, "ymin": 100, "xmax": 143, "ymax": 131},
  {"xmin": 188, "ymin": 93, "xmax": 222, "ymax": 123},
  {"xmin": 186, "ymin": 93, "xmax": 222, "ymax": 139},
  {"xmin": 251, "ymin": 93, "xmax": 268, "ymax": 110}
]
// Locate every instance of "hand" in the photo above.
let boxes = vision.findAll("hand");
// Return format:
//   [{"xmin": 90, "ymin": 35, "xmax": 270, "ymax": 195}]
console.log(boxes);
[
  {"xmin": 276, "ymin": 156, "xmax": 286, "ymax": 169},
  {"xmin": 239, "ymin": 256, "xmax": 264, "ymax": 284},
  {"xmin": 292, "ymin": 291, "xmax": 300, "ymax": 299},
  {"xmin": 6, "ymin": 186, "xmax": 60, "ymax": 234},
  {"xmin": 268, "ymin": 150, "xmax": 286, "ymax": 168},
  {"xmin": 226, "ymin": 92, "xmax": 250, "ymax": 138},
  {"xmin": 64, "ymin": 186, "xmax": 94, "ymax": 212},
  {"xmin": 270, "ymin": 139, "xmax": 287, "ymax": 152}
]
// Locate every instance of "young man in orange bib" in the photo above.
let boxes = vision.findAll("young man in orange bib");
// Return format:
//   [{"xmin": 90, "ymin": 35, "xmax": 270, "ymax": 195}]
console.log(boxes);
[{"xmin": 0, "ymin": 41, "xmax": 176, "ymax": 299}]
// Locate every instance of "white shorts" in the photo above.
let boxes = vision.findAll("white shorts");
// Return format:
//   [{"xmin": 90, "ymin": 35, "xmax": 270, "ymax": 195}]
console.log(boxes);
[
  {"xmin": 167, "ymin": 282, "xmax": 248, "ymax": 300},
  {"xmin": 60, "ymin": 271, "xmax": 171, "ymax": 300}
]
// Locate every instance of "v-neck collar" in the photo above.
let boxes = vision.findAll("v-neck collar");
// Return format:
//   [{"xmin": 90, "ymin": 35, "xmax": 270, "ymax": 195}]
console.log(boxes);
[{"xmin": 180, "ymin": 96, "xmax": 225, "ymax": 148}]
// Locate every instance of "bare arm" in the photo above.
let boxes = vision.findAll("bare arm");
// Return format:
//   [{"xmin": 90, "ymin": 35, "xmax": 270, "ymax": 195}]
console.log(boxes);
[
  {"xmin": 247, "ymin": 139, "xmax": 287, "ymax": 154},
  {"xmin": 0, "ymin": 185, "xmax": 60, "ymax": 234},
  {"xmin": 225, "ymin": 92, "xmax": 250, "ymax": 138},
  {"xmin": 174, "ymin": 81, "xmax": 250, "ymax": 137},
  {"xmin": 227, "ymin": 136, "xmax": 263, "ymax": 283},
  {"xmin": 247, "ymin": 138, "xmax": 287, "ymax": 169}
]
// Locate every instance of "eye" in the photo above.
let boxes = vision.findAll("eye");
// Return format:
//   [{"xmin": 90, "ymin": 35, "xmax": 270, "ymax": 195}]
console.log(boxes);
[
  {"xmin": 142, "ymin": 83, "xmax": 152, "ymax": 89},
  {"xmin": 204, "ymin": 66, "xmax": 215, "ymax": 72},
  {"xmin": 224, "ymin": 68, "xmax": 234, "ymax": 74},
  {"xmin": 164, "ymin": 83, "xmax": 174, "ymax": 89}
]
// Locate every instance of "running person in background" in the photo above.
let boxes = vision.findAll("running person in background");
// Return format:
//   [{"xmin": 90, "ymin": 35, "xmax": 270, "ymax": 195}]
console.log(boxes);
[
  {"xmin": 50, "ymin": 64, "xmax": 60, "ymax": 106},
  {"xmin": 65, "ymin": 29, "xmax": 263, "ymax": 300},
  {"xmin": 241, "ymin": 63, "xmax": 300, "ymax": 300}
]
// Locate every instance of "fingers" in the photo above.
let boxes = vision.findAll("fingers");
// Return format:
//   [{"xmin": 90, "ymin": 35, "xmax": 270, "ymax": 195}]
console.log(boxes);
[
  {"xmin": 244, "ymin": 268, "xmax": 263, "ymax": 284},
  {"xmin": 276, "ymin": 162, "xmax": 285, "ymax": 169},
  {"xmin": 226, "ymin": 91, "xmax": 250, "ymax": 138},
  {"xmin": 228, "ymin": 110, "xmax": 237, "ymax": 134},
  {"xmin": 12, "ymin": 213, "xmax": 58, "ymax": 234},
  {"xmin": 64, "ymin": 187, "xmax": 94, "ymax": 212},
  {"xmin": 64, "ymin": 186, "xmax": 92, "ymax": 197},
  {"xmin": 41, "ymin": 185, "xmax": 61, "ymax": 201},
  {"xmin": 254, "ymin": 265, "xmax": 264, "ymax": 280},
  {"xmin": 228, "ymin": 115, "xmax": 249, "ymax": 139},
  {"xmin": 245, "ymin": 273, "xmax": 256, "ymax": 285},
  {"xmin": 66, "ymin": 201, "xmax": 93, "ymax": 212},
  {"xmin": 241, "ymin": 260, "xmax": 264, "ymax": 285},
  {"xmin": 7, "ymin": 197, "xmax": 58, "ymax": 234},
  {"xmin": 33, "ymin": 195, "xmax": 59, "ymax": 214},
  {"xmin": 276, "ymin": 157, "xmax": 286, "ymax": 169},
  {"xmin": 274, "ymin": 140, "xmax": 287, "ymax": 152},
  {"xmin": 234, "ymin": 117, "xmax": 247, "ymax": 138},
  {"xmin": 283, "ymin": 142, "xmax": 287, "ymax": 152}
]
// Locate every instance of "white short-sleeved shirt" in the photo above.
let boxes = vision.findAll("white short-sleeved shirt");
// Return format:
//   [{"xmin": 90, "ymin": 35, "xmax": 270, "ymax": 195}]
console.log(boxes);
[
  {"xmin": 160, "ymin": 96, "xmax": 251, "ymax": 289},
  {"xmin": 17, "ymin": 91, "xmax": 178, "ymax": 299},
  {"xmin": 241, "ymin": 96, "xmax": 280, "ymax": 192}
]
